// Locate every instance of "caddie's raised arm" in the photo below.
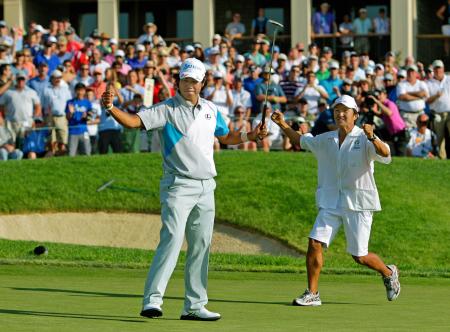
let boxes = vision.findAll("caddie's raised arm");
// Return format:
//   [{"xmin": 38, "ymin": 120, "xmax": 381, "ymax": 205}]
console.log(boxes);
[
  {"xmin": 101, "ymin": 84, "xmax": 144, "ymax": 129},
  {"xmin": 271, "ymin": 111, "xmax": 302, "ymax": 148}
]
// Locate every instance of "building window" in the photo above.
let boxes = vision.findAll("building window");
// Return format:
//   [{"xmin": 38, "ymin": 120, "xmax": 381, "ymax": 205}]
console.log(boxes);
[{"xmin": 177, "ymin": 10, "xmax": 193, "ymax": 38}]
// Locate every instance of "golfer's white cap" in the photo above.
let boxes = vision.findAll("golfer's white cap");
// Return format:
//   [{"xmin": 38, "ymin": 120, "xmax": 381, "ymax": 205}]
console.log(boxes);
[
  {"xmin": 179, "ymin": 58, "xmax": 206, "ymax": 82},
  {"xmin": 332, "ymin": 95, "xmax": 359, "ymax": 113}
]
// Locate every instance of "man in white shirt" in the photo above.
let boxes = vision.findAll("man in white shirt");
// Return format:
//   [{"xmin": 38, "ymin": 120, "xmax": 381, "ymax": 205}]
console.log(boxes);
[
  {"xmin": 271, "ymin": 95, "xmax": 400, "ymax": 306},
  {"xmin": 203, "ymin": 71, "xmax": 233, "ymax": 121},
  {"xmin": 396, "ymin": 65, "xmax": 429, "ymax": 128},
  {"xmin": 426, "ymin": 60, "xmax": 450, "ymax": 159},
  {"xmin": 230, "ymin": 77, "xmax": 252, "ymax": 118},
  {"xmin": 407, "ymin": 113, "xmax": 437, "ymax": 158}
]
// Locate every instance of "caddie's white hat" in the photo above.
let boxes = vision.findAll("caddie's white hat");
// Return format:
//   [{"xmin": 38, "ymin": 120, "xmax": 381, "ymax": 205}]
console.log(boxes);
[
  {"xmin": 179, "ymin": 58, "xmax": 206, "ymax": 82},
  {"xmin": 332, "ymin": 95, "xmax": 359, "ymax": 112}
]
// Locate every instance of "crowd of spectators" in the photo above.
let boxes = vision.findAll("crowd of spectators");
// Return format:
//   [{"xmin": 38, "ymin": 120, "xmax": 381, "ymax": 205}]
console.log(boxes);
[{"xmin": 0, "ymin": 6, "xmax": 449, "ymax": 161}]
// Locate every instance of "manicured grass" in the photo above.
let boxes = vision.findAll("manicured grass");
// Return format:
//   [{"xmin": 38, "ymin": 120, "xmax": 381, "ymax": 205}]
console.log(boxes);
[
  {"xmin": 0, "ymin": 152, "xmax": 449, "ymax": 273},
  {"xmin": 0, "ymin": 265, "xmax": 449, "ymax": 332}
]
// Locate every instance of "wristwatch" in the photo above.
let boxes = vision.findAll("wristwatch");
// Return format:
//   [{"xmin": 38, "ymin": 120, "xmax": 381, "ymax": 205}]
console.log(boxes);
[{"xmin": 368, "ymin": 135, "xmax": 377, "ymax": 142}]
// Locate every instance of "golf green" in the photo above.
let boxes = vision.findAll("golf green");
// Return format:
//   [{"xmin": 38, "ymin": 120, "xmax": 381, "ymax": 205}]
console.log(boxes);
[{"xmin": 0, "ymin": 265, "xmax": 449, "ymax": 331}]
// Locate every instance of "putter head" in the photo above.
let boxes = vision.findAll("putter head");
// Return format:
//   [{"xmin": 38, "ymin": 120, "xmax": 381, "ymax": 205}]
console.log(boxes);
[
  {"xmin": 96, "ymin": 179, "xmax": 115, "ymax": 192},
  {"xmin": 268, "ymin": 20, "xmax": 284, "ymax": 29}
]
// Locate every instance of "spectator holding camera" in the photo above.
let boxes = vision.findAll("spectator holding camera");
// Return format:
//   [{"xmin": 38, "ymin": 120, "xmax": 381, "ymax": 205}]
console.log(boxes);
[{"xmin": 367, "ymin": 89, "xmax": 407, "ymax": 156}]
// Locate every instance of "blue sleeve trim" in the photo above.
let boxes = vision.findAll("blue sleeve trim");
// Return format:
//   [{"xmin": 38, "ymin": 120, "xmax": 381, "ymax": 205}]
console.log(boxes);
[{"xmin": 214, "ymin": 111, "xmax": 229, "ymax": 137}]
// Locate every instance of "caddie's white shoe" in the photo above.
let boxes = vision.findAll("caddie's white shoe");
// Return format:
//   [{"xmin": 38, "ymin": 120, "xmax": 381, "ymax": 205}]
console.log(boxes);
[
  {"xmin": 292, "ymin": 289, "xmax": 322, "ymax": 306},
  {"xmin": 180, "ymin": 307, "xmax": 221, "ymax": 321},
  {"xmin": 140, "ymin": 304, "xmax": 163, "ymax": 318},
  {"xmin": 383, "ymin": 265, "xmax": 401, "ymax": 301}
]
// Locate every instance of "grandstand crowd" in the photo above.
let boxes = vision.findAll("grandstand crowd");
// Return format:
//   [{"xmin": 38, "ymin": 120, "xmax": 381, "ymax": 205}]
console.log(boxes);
[{"xmin": 0, "ymin": 6, "xmax": 449, "ymax": 161}]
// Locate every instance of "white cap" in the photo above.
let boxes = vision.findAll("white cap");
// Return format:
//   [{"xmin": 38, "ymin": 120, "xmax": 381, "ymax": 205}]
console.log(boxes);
[
  {"xmin": 329, "ymin": 61, "xmax": 339, "ymax": 69},
  {"xmin": 278, "ymin": 53, "xmax": 288, "ymax": 61},
  {"xmin": 179, "ymin": 58, "xmax": 206, "ymax": 82},
  {"xmin": 375, "ymin": 63, "xmax": 385, "ymax": 71},
  {"xmin": 184, "ymin": 45, "xmax": 195, "ymax": 52},
  {"xmin": 209, "ymin": 46, "xmax": 220, "ymax": 55},
  {"xmin": 365, "ymin": 67, "xmax": 374, "ymax": 75},
  {"xmin": 407, "ymin": 64, "xmax": 418, "ymax": 72},
  {"xmin": 213, "ymin": 34, "xmax": 221, "ymax": 40},
  {"xmin": 34, "ymin": 24, "xmax": 48, "ymax": 33},
  {"xmin": 213, "ymin": 71, "xmax": 223, "ymax": 78},
  {"xmin": 110, "ymin": 38, "xmax": 118, "ymax": 45},
  {"xmin": 332, "ymin": 95, "xmax": 359, "ymax": 113},
  {"xmin": 47, "ymin": 36, "xmax": 58, "ymax": 44},
  {"xmin": 115, "ymin": 49, "xmax": 125, "ymax": 57},
  {"xmin": 51, "ymin": 70, "xmax": 63, "ymax": 78},
  {"xmin": 432, "ymin": 59, "xmax": 444, "ymax": 68},
  {"xmin": 136, "ymin": 44, "xmax": 145, "ymax": 52},
  {"xmin": 398, "ymin": 69, "xmax": 407, "ymax": 78},
  {"xmin": 235, "ymin": 54, "xmax": 245, "ymax": 63}
]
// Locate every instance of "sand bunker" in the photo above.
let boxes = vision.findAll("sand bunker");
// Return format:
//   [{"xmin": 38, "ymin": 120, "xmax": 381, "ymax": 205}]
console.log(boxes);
[{"xmin": 0, "ymin": 212, "xmax": 300, "ymax": 257}]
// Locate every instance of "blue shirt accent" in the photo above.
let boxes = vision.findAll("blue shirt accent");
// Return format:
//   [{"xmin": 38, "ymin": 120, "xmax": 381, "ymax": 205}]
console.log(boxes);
[
  {"xmin": 66, "ymin": 98, "xmax": 92, "ymax": 135},
  {"xmin": 243, "ymin": 77, "xmax": 263, "ymax": 114},
  {"xmin": 162, "ymin": 122, "xmax": 184, "ymax": 157},
  {"xmin": 320, "ymin": 77, "xmax": 343, "ymax": 104},
  {"xmin": 214, "ymin": 112, "xmax": 230, "ymax": 137},
  {"xmin": 34, "ymin": 52, "xmax": 61, "ymax": 76}
]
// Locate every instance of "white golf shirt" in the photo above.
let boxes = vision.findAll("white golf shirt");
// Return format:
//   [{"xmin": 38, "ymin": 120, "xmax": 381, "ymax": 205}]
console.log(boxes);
[
  {"xmin": 300, "ymin": 126, "xmax": 391, "ymax": 211},
  {"xmin": 426, "ymin": 75, "xmax": 450, "ymax": 113},
  {"xmin": 396, "ymin": 80, "xmax": 429, "ymax": 112}
]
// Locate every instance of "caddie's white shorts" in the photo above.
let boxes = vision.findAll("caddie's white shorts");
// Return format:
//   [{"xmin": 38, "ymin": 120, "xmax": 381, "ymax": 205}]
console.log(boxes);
[{"xmin": 309, "ymin": 208, "xmax": 373, "ymax": 257}]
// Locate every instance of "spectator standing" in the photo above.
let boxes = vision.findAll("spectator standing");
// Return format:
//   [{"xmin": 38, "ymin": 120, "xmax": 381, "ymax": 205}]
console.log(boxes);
[
  {"xmin": 436, "ymin": 1, "xmax": 450, "ymax": 56},
  {"xmin": 66, "ymin": 83, "xmax": 91, "ymax": 156},
  {"xmin": 86, "ymin": 87, "xmax": 101, "ymax": 154},
  {"xmin": 33, "ymin": 36, "xmax": 60, "ymax": 75},
  {"xmin": 353, "ymin": 8, "xmax": 373, "ymax": 54},
  {"xmin": 136, "ymin": 23, "xmax": 165, "ymax": 48},
  {"xmin": 70, "ymin": 64, "xmax": 93, "ymax": 94},
  {"xmin": 312, "ymin": 3, "xmax": 337, "ymax": 35},
  {"xmin": 243, "ymin": 65, "xmax": 263, "ymax": 117},
  {"xmin": 295, "ymin": 71, "xmax": 329, "ymax": 116},
  {"xmin": 320, "ymin": 61, "xmax": 342, "ymax": 104},
  {"xmin": 56, "ymin": 36, "xmax": 73, "ymax": 64},
  {"xmin": 373, "ymin": 8, "xmax": 390, "ymax": 57},
  {"xmin": 406, "ymin": 113, "xmax": 437, "ymax": 158},
  {"xmin": 396, "ymin": 65, "xmax": 429, "ymax": 128},
  {"xmin": 255, "ymin": 66, "xmax": 287, "ymax": 112},
  {"xmin": 251, "ymin": 8, "xmax": 269, "ymax": 36},
  {"xmin": 225, "ymin": 13, "xmax": 246, "ymax": 45},
  {"xmin": 0, "ymin": 73, "xmax": 41, "ymax": 148},
  {"xmin": 43, "ymin": 70, "xmax": 72, "ymax": 154},
  {"xmin": 28, "ymin": 62, "xmax": 50, "ymax": 108},
  {"xmin": 339, "ymin": 14, "xmax": 354, "ymax": 51},
  {"xmin": 426, "ymin": 59, "xmax": 450, "ymax": 159}
]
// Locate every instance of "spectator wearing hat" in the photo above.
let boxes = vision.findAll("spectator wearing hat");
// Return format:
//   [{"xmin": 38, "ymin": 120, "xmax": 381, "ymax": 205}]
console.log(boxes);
[
  {"xmin": 320, "ymin": 61, "xmax": 342, "ymax": 104},
  {"xmin": 255, "ymin": 66, "xmax": 287, "ymax": 112},
  {"xmin": 230, "ymin": 77, "xmax": 252, "ymax": 119},
  {"xmin": 166, "ymin": 43, "xmax": 181, "ymax": 68},
  {"xmin": 353, "ymin": 8, "xmax": 373, "ymax": 54},
  {"xmin": 0, "ymin": 73, "xmax": 41, "ymax": 149},
  {"xmin": 137, "ymin": 22, "xmax": 164, "ymax": 48},
  {"xmin": 251, "ymin": 8, "xmax": 269, "ymax": 36},
  {"xmin": 56, "ymin": 36, "xmax": 73, "ymax": 65},
  {"xmin": 203, "ymin": 70, "xmax": 233, "ymax": 121},
  {"xmin": 280, "ymin": 65, "xmax": 304, "ymax": 108},
  {"xmin": 28, "ymin": 63, "xmax": 50, "ymax": 105},
  {"xmin": 43, "ymin": 69, "xmax": 72, "ymax": 154},
  {"xmin": 104, "ymin": 39, "xmax": 119, "ymax": 65},
  {"xmin": 204, "ymin": 34, "xmax": 222, "ymax": 58},
  {"xmin": 64, "ymin": 27, "xmax": 82, "ymax": 53},
  {"xmin": 243, "ymin": 65, "xmax": 263, "ymax": 116},
  {"xmin": 66, "ymin": 83, "xmax": 92, "ymax": 156},
  {"xmin": 128, "ymin": 44, "xmax": 147, "ymax": 70},
  {"xmin": 368, "ymin": 89, "xmax": 407, "ymax": 156},
  {"xmin": 244, "ymin": 40, "xmax": 266, "ymax": 67},
  {"xmin": 295, "ymin": 71, "xmax": 329, "ymax": 115},
  {"xmin": 34, "ymin": 36, "xmax": 60, "ymax": 75},
  {"xmin": 372, "ymin": 64, "xmax": 385, "ymax": 90},
  {"xmin": 89, "ymin": 66, "xmax": 107, "ymax": 100},
  {"xmin": 114, "ymin": 49, "xmax": 132, "ymax": 76},
  {"xmin": 275, "ymin": 53, "xmax": 289, "ymax": 79},
  {"xmin": 98, "ymin": 32, "xmax": 112, "ymax": 55},
  {"xmin": 383, "ymin": 73, "xmax": 397, "ymax": 102},
  {"xmin": 156, "ymin": 48, "xmax": 170, "ymax": 73},
  {"xmin": 339, "ymin": 14, "xmax": 354, "ymax": 51},
  {"xmin": 340, "ymin": 78, "xmax": 357, "ymax": 98},
  {"xmin": 406, "ymin": 113, "xmax": 437, "ymax": 158},
  {"xmin": 89, "ymin": 48, "xmax": 110, "ymax": 76},
  {"xmin": 205, "ymin": 47, "xmax": 226, "ymax": 78},
  {"xmin": 225, "ymin": 13, "xmax": 246, "ymax": 45},
  {"xmin": 232, "ymin": 54, "xmax": 245, "ymax": 78},
  {"xmin": 311, "ymin": 98, "xmax": 336, "ymax": 136},
  {"xmin": 397, "ymin": 64, "xmax": 429, "ymax": 128},
  {"xmin": 259, "ymin": 39, "xmax": 271, "ymax": 64},
  {"xmin": 312, "ymin": 3, "xmax": 337, "ymax": 36},
  {"xmin": 426, "ymin": 59, "xmax": 450, "ymax": 159}
]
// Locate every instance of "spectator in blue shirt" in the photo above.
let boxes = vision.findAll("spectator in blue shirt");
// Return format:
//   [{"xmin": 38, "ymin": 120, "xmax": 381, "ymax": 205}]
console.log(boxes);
[
  {"xmin": 33, "ymin": 36, "xmax": 60, "ymax": 76},
  {"xmin": 320, "ymin": 61, "xmax": 342, "ymax": 104},
  {"xmin": 243, "ymin": 65, "xmax": 263, "ymax": 116},
  {"xmin": 255, "ymin": 66, "xmax": 287, "ymax": 112},
  {"xmin": 66, "ymin": 83, "xmax": 92, "ymax": 157},
  {"xmin": 311, "ymin": 98, "xmax": 337, "ymax": 136},
  {"xmin": 129, "ymin": 44, "xmax": 148, "ymax": 69},
  {"xmin": 28, "ymin": 62, "xmax": 50, "ymax": 106}
]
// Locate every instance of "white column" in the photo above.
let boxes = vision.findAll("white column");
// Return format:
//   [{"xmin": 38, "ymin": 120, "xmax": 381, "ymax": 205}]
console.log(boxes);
[
  {"xmin": 391, "ymin": 0, "xmax": 417, "ymax": 60},
  {"xmin": 193, "ymin": 0, "xmax": 215, "ymax": 47},
  {"xmin": 98, "ymin": 0, "xmax": 119, "ymax": 39},
  {"xmin": 291, "ymin": 0, "xmax": 311, "ymax": 48},
  {"xmin": 4, "ymin": 0, "xmax": 25, "ymax": 28}
]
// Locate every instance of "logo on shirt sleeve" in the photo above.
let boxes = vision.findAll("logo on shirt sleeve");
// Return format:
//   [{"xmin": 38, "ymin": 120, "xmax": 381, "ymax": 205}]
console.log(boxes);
[{"xmin": 205, "ymin": 113, "xmax": 212, "ymax": 120}]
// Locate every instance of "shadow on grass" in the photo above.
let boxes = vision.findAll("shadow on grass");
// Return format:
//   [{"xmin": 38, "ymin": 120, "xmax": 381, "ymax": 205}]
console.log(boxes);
[
  {"xmin": 10, "ymin": 288, "xmax": 375, "ymax": 306},
  {"xmin": 0, "ymin": 308, "xmax": 145, "ymax": 323}
]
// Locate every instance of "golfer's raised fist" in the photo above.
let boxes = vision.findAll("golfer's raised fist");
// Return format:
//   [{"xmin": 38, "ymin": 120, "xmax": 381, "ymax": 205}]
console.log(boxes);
[
  {"xmin": 271, "ymin": 110, "xmax": 285, "ymax": 126},
  {"xmin": 101, "ymin": 85, "xmax": 115, "ymax": 108},
  {"xmin": 362, "ymin": 124, "xmax": 374, "ymax": 139}
]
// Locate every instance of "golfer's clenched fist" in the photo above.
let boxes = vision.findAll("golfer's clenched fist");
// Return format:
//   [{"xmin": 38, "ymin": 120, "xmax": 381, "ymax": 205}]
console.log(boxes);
[
  {"xmin": 271, "ymin": 111, "xmax": 288, "ymax": 129},
  {"xmin": 101, "ymin": 85, "xmax": 115, "ymax": 109}
]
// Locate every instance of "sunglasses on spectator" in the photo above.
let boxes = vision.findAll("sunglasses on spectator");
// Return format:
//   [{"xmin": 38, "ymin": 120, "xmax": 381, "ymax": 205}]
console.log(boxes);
[
  {"xmin": 145, "ymin": 66, "xmax": 156, "ymax": 69},
  {"xmin": 81, "ymin": 67, "xmax": 89, "ymax": 70},
  {"xmin": 94, "ymin": 72, "xmax": 102, "ymax": 75},
  {"xmin": 418, "ymin": 120, "xmax": 428, "ymax": 125}
]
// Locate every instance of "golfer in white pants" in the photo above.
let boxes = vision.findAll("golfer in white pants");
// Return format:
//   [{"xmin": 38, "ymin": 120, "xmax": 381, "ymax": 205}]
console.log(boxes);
[
  {"xmin": 271, "ymin": 95, "xmax": 401, "ymax": 306},
  {"xmin": 101, "ymin": 58, "xmax": 267, "ymax": 321}
]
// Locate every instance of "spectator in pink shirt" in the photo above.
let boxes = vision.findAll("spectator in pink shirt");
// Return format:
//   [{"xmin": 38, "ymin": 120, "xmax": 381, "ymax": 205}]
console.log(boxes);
[
  {"xmin": 369, "ymin": 88, "xmax": 408, "ymax": 156},
  {"xmin": 114, "ymin": 49, "xmax": 132, "ymax": 76}
]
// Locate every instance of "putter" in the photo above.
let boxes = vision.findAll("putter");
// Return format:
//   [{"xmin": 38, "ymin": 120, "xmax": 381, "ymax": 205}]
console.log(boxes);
[
  {"xmin": 96, "ymin": 179, "xmax": 153, "ymax": 195},
  {"xmin": 261, "ymin": 19, "xmax": 285, "ymax": 127}
]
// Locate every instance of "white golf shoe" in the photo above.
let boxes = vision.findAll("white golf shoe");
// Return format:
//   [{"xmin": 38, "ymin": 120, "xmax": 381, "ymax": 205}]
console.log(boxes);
[
  {"xmin": 140, "ymin": 303, "xmax": 163, "ymax": 318},
  {"xmin": 383, "ymin": 265, "xmax": 401, "ymax": 301},
  {"xmin": 292, "ymin": 289, "xmax": 322, "ymax": 306},
  {"xmin": 180, "ymin": 307, "xmax": 221, "ymax": 321}
]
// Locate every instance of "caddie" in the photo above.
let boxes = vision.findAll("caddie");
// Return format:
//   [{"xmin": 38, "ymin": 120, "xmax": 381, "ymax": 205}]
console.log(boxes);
[
  {"xmin": 101, "ymin": 58, "xmax": 267, "ymax": 321},
  {"xmin": 271, "ymin": 94, "xmax": 400, "ymax": 306}
]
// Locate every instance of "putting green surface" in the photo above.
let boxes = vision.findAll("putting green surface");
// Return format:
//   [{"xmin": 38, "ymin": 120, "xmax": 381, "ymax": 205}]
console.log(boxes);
[{"xmin": 0, "ymin": 265, "xmax": 449, "ymax": 331}]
